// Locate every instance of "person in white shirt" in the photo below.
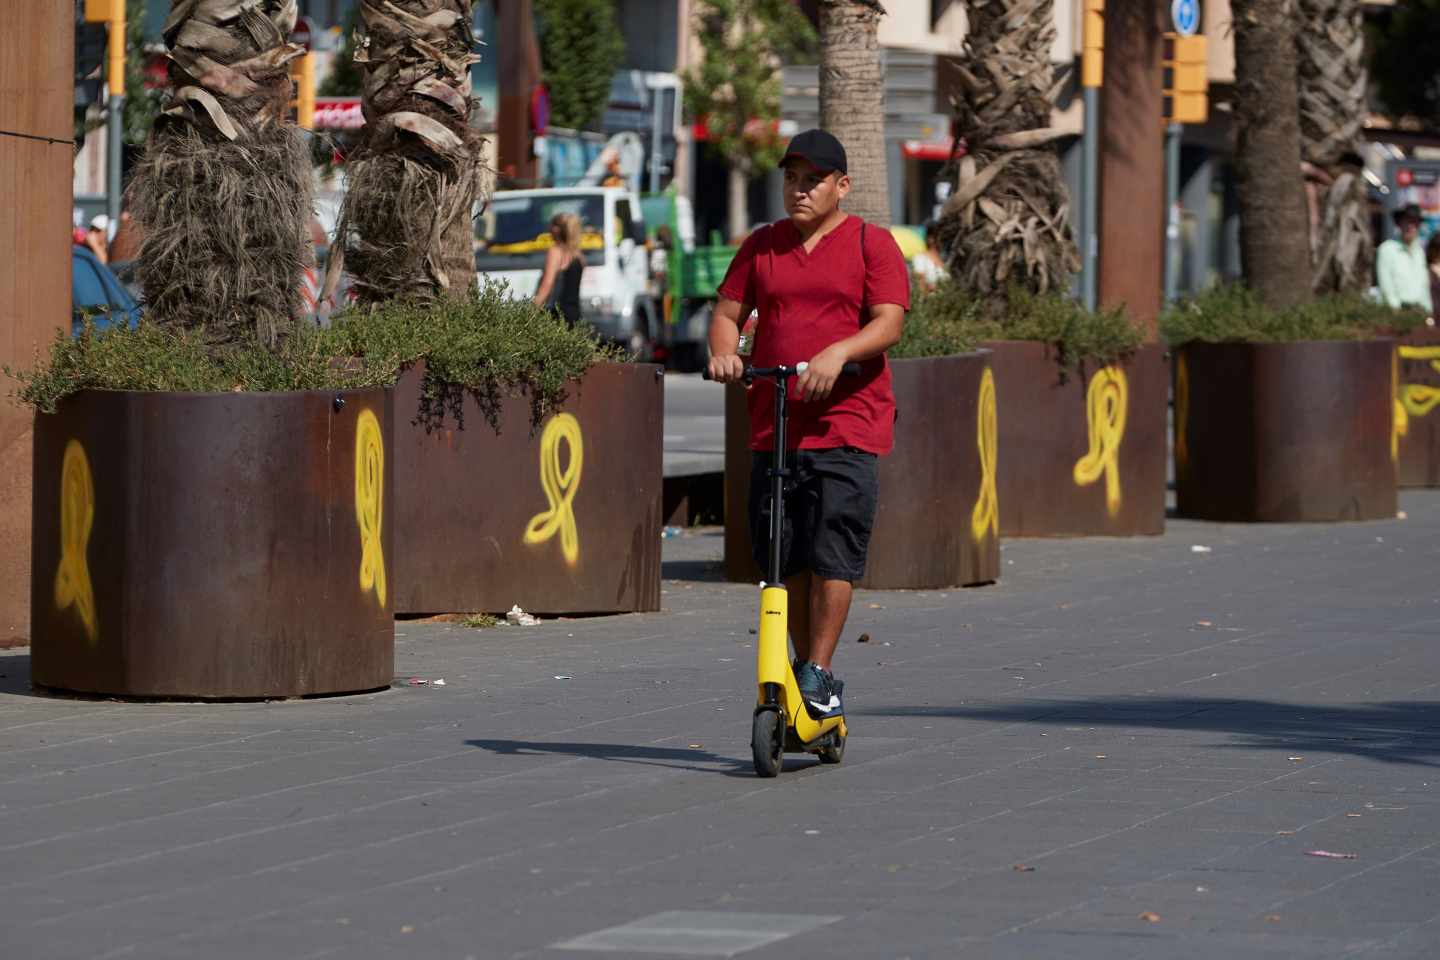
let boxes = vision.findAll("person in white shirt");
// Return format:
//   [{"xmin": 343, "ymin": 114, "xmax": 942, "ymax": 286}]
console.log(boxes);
[
  {"xmin": 910, "ymin": 220, "xmax": 945, "ymax": 293},
  {"xmin": 1377, "ymin": 204, "xmax": 1433, "ymax": 313}
]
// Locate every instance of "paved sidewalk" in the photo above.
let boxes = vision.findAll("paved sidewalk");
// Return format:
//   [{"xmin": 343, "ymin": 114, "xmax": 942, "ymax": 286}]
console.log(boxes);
[{"xmin": 2, "ymin": 494, "xmax": 1439, "ymax": 959}]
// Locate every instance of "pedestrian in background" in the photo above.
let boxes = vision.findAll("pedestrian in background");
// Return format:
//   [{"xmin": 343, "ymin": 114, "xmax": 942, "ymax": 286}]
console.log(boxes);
[
  {"xmin": 84, "ymin": 215, "xmax": 110, "ymax": 265},
  {"xmin": 910, "ymin": 220, "xmax": 945, "ymax": 294},
  {"xmin": 1377, "ymin": 204, "xmax": 1432, "ymax": 312},
  {"xmin": 532, "ymin": 212, "xmax": 585, "ymax": 327},
  {"xmin": 651, "ymin": 224, "xmax": 673, "ymax": 325}
]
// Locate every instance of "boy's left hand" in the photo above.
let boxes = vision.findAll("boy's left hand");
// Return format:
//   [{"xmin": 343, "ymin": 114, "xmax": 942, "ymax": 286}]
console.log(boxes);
[{"xmin": 797, "ymin": 345, "xmax": 848, "ymax": 401}]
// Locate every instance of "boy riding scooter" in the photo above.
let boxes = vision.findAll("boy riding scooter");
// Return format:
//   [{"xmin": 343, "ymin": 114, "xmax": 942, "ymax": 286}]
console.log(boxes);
[{"xmin": 707, "ymin": 129, "xmax": 909, "ymax": 721}]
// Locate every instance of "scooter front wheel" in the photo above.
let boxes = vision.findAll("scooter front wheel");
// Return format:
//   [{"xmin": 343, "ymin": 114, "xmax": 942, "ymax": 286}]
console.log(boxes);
[{"xmin": 751, "ymin": 708, "xmax": 784, "ymax": 777}]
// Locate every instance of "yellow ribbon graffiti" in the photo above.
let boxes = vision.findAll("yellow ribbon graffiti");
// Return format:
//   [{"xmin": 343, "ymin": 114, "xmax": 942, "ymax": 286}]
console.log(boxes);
[
  {"xmin": 1394, "ymin": 350, "xmax": 1408, "ymax": 462},
  {"xmin": 54, "ymin": 439, "xmax": 98, "ymax": 644},
  {"xmin": 1397, "ymin": 345, "xmax": 1440, "ymax": 418},
  {"xmin": 523, "ymin": 413, "xmax": 584, "ymax": 566},
  {"xmin": 971, "ymin": 368, "xmax": 999, "ymax": 544},
  {"xmin": 1174, "ymin": 353, "xmax": 1189, "ymax": 471},
  {"xmin": 355, "ymin": 408, "xmax": 386, "ymax": 607},
  {"xmin": 1073, "ymin": 365, "xmax": 1128, "ymax": 518}
]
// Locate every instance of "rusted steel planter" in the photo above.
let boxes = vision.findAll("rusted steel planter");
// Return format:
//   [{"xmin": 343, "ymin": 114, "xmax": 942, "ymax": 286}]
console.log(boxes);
[
  {"xmin": 724, "ymin": 353, "xmax": 1001, "ymax": 588},
  {"xmin": 1174, "ymin": 340, "xmax": 1397, "ymax": 522},
  {"xmin": 392, "ymin": 362, "xmax": 662, "ymax": 615},
  {"xmin": 31, "ymin": 388, "xmax": 395, "ymax": 699},
  {"xmin": 982, "ymin": 341, "xmax": 1167, "ymax": 537},
  {"xmin": 1395, "ymin": 328, "xmax": 1440, "ymax": 488}
]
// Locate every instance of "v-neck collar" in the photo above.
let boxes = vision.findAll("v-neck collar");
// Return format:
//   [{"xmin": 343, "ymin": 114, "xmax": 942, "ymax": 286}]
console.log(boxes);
[{"xmin": 793, "ymin": 214, "xmax": 851, "ymax": 259}]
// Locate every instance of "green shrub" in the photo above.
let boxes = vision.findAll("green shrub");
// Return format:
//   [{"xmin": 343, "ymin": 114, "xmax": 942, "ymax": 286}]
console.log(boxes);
[
  {"xmin": 894, "ymin": 279, "xmax": 1142, "ymax": 368},
  {"xmin": 7, "ymin": 281, "xmax": 622, "ymax": 427},
  {"xmin": 1160, "ymin": 285, "xmax": 1428, "ymax": 344}
]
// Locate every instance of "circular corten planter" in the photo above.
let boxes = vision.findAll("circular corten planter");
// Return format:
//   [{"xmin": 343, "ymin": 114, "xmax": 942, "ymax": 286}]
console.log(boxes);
[
  {"xmin": 391, "ymin": 362, "xmax": 663, "ymax": 615},
  {"xmin": 31, "ymin": 388, "xmax": 395, "ymax": 699},
  {"xmin": 1395, "ymin": 327, "xmax": 1440, "ymax": 488},
  {"xmin": 724, "ymin": 353, "xmax": 1001, "ymax": 589},
  {"xmin": 982, "ymin": 341, "xmax": 1167, "ymax": 537},
  {"xmin": 1174, "ymin": 340, "xmax": 1397, "ymax": 522}
]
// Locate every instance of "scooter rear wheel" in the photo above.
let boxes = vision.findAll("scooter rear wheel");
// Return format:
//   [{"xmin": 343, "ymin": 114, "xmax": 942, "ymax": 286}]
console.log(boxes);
[
  {"xmin": 751, "ymin": 708, "xmax": 784, "ymax": 777},
  {"xmin": 818, "ymin": 731, "xmax": 845, "ymax": 765}
]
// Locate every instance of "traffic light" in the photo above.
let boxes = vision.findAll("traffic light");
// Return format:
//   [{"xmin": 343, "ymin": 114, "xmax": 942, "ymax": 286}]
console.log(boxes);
[
  {"xmin": 1162, "ymin": 33, "xmax": 1207, "ymax": 124},
  {"xmin": 1082, "ymin": 0, "xmax": 1103, "ymax": 88},
  {"xmin": 289, "ymin": 53, "xmax": 315, "ymax": 128}
]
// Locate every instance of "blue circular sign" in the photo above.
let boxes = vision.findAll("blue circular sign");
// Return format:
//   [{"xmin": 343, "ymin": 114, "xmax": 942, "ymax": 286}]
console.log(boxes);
[{"xmin": 1172, "ymin": 0, "xmax": 1200, "ymax": 36}]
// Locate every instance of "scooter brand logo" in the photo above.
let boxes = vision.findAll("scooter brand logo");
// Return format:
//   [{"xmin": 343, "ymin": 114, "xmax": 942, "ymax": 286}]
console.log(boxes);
[
  {"xmin": 524, "ymin": 413, "xmax": 583, "ymax": 566},
  {"xmin": 55, "ymin": 439, "xmax": 98, "ymax": 644},
  {"xmin": 1073, "ymin": 365, "xmax": 1128, "ymax": 518},
  {"xmin": 970, "ymin": 368, "xmax": 998, "ymax": 544},
  {"xmin": 355, "ymin": 408, "xmax": 387, "ymax": 606}
]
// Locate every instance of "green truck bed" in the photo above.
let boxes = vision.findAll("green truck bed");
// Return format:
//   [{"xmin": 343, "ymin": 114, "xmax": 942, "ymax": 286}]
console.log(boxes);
[{"xmin": 672, "ymin": 244, "xmax": 738, "ymax": 301}]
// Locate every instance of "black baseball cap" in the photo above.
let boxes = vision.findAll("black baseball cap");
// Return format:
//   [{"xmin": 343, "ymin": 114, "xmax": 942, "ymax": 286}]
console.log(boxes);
[
  {"xmin": 1394, "ymin": 203, "xmax": 1422, "ymax": 227},
  {"xmin": 779, "ymin": 129, "xmax": 847, "ymax": 176}
]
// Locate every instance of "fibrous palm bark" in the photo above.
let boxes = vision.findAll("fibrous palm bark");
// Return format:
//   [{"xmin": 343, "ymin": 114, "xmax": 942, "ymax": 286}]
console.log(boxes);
[
  {"xmin": 934, "ymin": 0, "xmax": 1078, "ymax": 309},
  {"xmin": 1232, "ymin": 0, "xmax": 1313, "ymax": 308},
  {"xmin": 334, "ymin": 0, "xmax": 485, "ymax": 305},
  {"xmin": 818, "ymin": 0, "xmax": 890, "ymax": 227},
  {"xmin": 131, "ymin": 0, "xmax": 311, "ymax": 345},
  {"xmin": 1296, "ymin": 0, "xmax": 1372, "ymax": 294}
]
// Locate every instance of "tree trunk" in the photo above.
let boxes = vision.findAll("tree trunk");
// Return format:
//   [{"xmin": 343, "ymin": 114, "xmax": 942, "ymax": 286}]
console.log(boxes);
[
  {"xmin": 818, "ymin": 0, "xmax": 890, "ymax": 227},
  {"xmin": 1232, "ymin": 0, "xmax": 1313, "ymax": 309},
  {"xmin": 728, "ymin": 163, "xmax": 751, "ymax": 242},
  {"xmin": 130, "ymin": 0, "xmax": 311, "ymax": 345},
  {"xmin": 1296, "ymin": 0, "xmax": 1372, "ymax": 294},
  {"xmin": 933, "ymin": 0, "xmax": 1078, "ymax": 310},
  {"xmin": 335, "ymin": 0, "xmax": 486, "ymax": 305}
]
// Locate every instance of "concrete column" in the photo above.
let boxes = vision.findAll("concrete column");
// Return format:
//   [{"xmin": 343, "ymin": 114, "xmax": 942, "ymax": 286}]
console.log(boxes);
[
  {"xmin": 1098, "ymin": 0, "xmax": 1166, "ymax": 339},
  {"xmin": 0, "ymin": 2, "xmax": 72, "ymax": 645}
]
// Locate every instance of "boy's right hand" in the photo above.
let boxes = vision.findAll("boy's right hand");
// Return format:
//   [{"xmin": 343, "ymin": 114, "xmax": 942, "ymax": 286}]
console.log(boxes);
[{"xmin": 707, "ymin": 354, "xmax": 746, "ymax": 383}]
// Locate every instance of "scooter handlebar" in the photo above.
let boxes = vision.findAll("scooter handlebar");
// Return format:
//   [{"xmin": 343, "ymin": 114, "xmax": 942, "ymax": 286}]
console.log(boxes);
[{"xmin": 702, "ymin": 361, "xmax": 863, "ymax": 382}]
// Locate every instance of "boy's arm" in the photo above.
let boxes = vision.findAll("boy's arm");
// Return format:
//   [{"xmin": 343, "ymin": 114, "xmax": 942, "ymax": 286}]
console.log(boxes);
[{"xmin": 707, "ymin": 297, "xmax": 752, "ymax": 382}]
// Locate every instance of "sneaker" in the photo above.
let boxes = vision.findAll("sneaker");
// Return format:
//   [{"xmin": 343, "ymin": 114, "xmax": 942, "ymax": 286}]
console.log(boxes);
[{"xmin": 795, "ymin": 661, "xmax": 844, "ymax": 719}]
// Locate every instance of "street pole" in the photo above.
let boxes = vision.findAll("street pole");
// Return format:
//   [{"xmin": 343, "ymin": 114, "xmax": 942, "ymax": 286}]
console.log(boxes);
[
  {"xmin": 1082, "ymin": 86, "xmax": 1099, "ymax": 312},
  {"xmin": 1163, "ymin": 122, "xmax": 1181, "ymax": 303},
  {"xmin": 649, "ymin": 80, "xmax": 662, "ymax": 195},
  {"xmin": 1080, "ymin": 0, "xmax": 1103, "ymax": 312},
  {"xmin": 105, "ymin": 0, "xmax": 126, "ymax": 232}
]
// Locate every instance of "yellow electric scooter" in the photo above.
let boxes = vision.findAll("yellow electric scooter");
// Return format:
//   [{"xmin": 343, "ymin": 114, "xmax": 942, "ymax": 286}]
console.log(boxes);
[{"xmin": 708, "ymin": 360, "xmax": 858, "ymax": 777}]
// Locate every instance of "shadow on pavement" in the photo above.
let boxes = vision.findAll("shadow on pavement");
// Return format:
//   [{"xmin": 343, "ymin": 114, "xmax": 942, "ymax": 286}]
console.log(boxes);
[
  {"xmin": 853, "ymin": 697, "xmax": 1440, "ymax": 767},
  {"xmin": 660, "ymin": 559, "xmax": 728, "ymax": 583},
  {"xmin": 466, "ymin": 738, "xmax": 777, "ymax": 776}
]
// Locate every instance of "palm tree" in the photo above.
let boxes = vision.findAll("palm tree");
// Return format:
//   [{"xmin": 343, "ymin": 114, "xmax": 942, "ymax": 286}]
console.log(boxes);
[
  {"xmin": 933, "ymin": 0, "xmax": 1078, "ymax": 309},
  {"xmin": 334, "ymin": 0, "xmax": 486, "ymax": 305},
  {"xmin": 817, "ymin": 0, "xmax": 889, "ymax": 227},
  {"xmin": 130, "ymin": 0, "xmax": 311, "ymax": 345},
  {"xmin": 1231, "ymin": 0, "xmax": 1312, "ymax": 308},
  {"xmin": 1296, "ymin": 0, "xmax": 1372, "ymax": 294}
]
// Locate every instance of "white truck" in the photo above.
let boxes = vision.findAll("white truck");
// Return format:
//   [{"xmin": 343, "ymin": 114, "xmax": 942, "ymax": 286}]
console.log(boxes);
[{"xmin": 475, "ymin": 185, "xmax": 660, "ymax": 355}]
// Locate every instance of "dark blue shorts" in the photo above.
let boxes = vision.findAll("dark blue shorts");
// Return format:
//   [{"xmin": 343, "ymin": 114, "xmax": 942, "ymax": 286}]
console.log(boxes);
[{"xmin": 749, "ymin": 447, "xmax": 880, "ymax": 582}]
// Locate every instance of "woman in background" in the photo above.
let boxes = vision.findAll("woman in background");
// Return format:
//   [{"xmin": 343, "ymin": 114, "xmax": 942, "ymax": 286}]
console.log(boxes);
[{"xmin": 533, "ymin": 212, "xmax": 585, "ymax": 327}]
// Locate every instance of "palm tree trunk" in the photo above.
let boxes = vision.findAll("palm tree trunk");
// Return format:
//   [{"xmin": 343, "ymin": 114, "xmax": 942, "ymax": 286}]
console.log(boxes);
[
  {"xmin": 1296, "ymin": 0, "xmax": 1372, "ymax": 294},
  {"xmin": 818, "ymin": 0, "xmax": 890, "ymax": 227},
  {"xmin": 130, "ymin": 0, "xmax": 311, "ymax": 345},
  {"xmin": 933, "ymin": 0, "xmax": 1078, "ymax": 309},
  {"xmin": 336, "ymin": 0, "xmax": 486, "ymax": 305},
  {"xmin": 1231, "ymin": 0, "xmax": 1312, "ymax": 309}
]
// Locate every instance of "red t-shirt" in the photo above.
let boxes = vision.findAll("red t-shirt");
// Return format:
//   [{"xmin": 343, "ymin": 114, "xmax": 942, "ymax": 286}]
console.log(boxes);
[{"xmin": 718, "ymin": 215, "xmax": 910, "ymax": 454}]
